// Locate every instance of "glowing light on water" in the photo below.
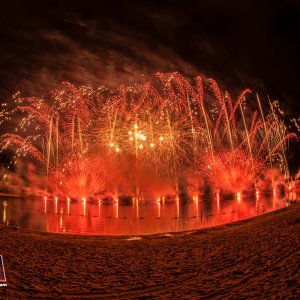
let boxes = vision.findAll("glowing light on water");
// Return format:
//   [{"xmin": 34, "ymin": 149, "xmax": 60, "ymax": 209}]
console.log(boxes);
[
  {"xmin": 194, "ymin": 196, "xmax": 199, "ymax": 216},
  {"xmin": 60, "ymin": 207, "xmax": 63, "ymax": 228},
  {"xmin": 44, "ymin": 196, "xmax": 47, "ymax": 213},
  {"xmin": 55, "ymin": 196, "xmax": 58, "ymax": 213},
  {"xmin": 157, "ymin": 200, "xmax": 161, "ymax": 218},
  {"xmin": 2, "ymin": 201, "xmax": 7, "ymax": 223},
  {"xmin": 83, "ymin": 200, "xmax": 86, "ymax": 216},
  {"xmin": 255, "ymin": 189, "xmax": 260, "ymax": 203},
  {"xmin": 67, "ymin": 197, "xmax": 70, "ymax": 214},
  {"xmin": 236, "ymin": 192, "xmax": 242, "ymax": 203},
  {"xmin": 176, "ymin": 196, "xmax": 180, "ymax": 217},
  {"xmin": 115, "ymin": 202, "xmax": 119, "ymax": 219},
  {"xmin": 136, "ymin": 199, "xmax": 139, "ymax": 218}
]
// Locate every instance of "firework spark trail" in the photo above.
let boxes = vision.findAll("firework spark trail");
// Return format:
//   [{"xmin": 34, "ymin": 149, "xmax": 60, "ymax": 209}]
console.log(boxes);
[
  {"xmin": 0, "ymin": 72, "xmax": 298, "ymax": 199},
  {"xmin": 1, "ymin": 133, "xmax": 45, "ymax": 164},
  {"xmin": 228, "ymin": 88, "xmax": 252, "ymax": 137}
]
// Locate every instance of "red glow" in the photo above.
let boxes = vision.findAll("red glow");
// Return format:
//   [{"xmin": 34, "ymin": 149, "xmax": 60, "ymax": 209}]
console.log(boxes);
[
  {"xmin": 0, "ymin": 73, "xmax": 297, "ymax": 199},
  {"xmin": 0, "ymin": 194, "xmax": 290, "ymax": 235}
]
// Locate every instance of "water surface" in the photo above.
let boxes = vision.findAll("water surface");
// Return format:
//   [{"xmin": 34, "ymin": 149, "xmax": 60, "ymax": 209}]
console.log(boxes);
[{"xmin": 0, "ymin": 193, "xmax": 295, "ymax": 235}]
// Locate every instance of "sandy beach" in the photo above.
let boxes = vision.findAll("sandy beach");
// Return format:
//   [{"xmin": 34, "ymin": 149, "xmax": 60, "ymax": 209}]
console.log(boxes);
[{"xmin": 0, "ymin": 202, "xmax": 299, "ymax": 299}]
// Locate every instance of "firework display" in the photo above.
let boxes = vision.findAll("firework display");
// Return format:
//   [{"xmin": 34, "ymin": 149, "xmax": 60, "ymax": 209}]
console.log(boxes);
[{"xmin": 0, "ymin": 73, "xmax": 298, "ymax": 200}]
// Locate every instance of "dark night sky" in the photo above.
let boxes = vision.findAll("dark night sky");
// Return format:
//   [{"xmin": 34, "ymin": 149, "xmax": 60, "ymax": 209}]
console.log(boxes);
[{"xmin": 0, "ymin": 0, "xmax": 299, "ymax": 170}]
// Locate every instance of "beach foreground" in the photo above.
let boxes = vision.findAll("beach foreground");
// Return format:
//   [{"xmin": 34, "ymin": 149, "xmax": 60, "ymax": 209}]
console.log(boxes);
[{"xmin": 0, "ymin": 203, "xmax": 299, "ymax": 299}]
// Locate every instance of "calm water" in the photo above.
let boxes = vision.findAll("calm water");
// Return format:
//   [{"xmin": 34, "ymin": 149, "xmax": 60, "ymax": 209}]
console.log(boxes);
[{"xmin": 0, "ymin": 193, "xmax": 297, "ymax": 235}]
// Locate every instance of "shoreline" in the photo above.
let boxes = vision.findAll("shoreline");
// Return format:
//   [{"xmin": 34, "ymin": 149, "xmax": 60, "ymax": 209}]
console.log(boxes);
[{"xmin": 0, "ymin": 203, "xmax": 299, "ymax": 299}]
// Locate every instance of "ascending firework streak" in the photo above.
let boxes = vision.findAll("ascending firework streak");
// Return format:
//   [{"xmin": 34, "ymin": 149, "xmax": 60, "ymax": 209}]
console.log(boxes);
[{"xmin": 0, "ymin": 73, "xmax": 297, "ymax": 199}]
